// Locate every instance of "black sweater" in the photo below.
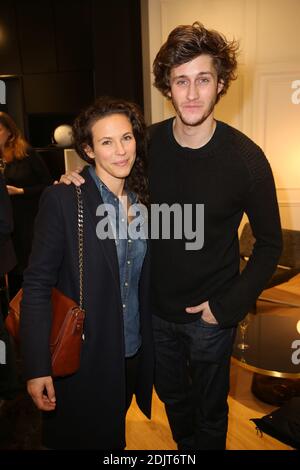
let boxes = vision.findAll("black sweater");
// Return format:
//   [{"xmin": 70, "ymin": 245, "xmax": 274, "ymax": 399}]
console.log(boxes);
[{"xmin": 148, "ymin": 119, "xmax": 282, "ymax": 328}]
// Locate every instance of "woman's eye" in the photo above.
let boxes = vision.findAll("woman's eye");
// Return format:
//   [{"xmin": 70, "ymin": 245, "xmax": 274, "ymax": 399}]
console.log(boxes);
[
  {"xmin": 124, "ymin": 135, "xmax": 133, "ymax": 141},
  {"xmin": 102, "ymin": 140, "xmax": 111, "ymax": 145}
]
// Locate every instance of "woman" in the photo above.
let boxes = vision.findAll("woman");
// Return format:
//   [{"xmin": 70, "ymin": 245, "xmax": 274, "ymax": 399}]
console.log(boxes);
[
  {"xmin": 20, "ymin": 97, "xmax": 153, "ymax": 450},
  {"xmin": 0, "ymin": 174, "xmax": 19, "ymax": 401},
  {"xmin": 0, "ymin": 112, "xmax": 52, "ymax": 298},
  {"xmin": 0, "ymin": 173, "xmax": 16, "ymax": 280}
]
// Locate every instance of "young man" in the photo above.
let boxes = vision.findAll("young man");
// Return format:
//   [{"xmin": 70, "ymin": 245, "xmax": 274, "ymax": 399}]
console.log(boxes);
[
  {"xmin": 148, "ymin": 22, "xmax": 281, "ymax": 450},
  {"xmin": 60, "ymin": 22, "xmax": 282, "ymax": 450}
]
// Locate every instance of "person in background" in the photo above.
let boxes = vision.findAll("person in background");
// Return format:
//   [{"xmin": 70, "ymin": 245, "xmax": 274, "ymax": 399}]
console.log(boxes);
[
  {"xmin": 20, "ymin": 97, "xmax": 153, "ymax": 450},
  {"xmin": 0, "ymin": 112, "xmax": 52, "ymax": 299},
  {"xmin": 0, "ymin": 172, "xmax": 16, "ymax": 280},
  {"xmin": 60, "ymin": 23, "xmax": 282, "ymax": 450},
  {"xmin": 0, "ymin": 173, "xmax": 19, "ymax": 402}
]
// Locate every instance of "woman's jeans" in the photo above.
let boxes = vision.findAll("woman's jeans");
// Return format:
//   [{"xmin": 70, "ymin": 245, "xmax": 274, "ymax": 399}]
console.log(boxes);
[{"xmin": 152, "ymin": 314, "xmax": 236, "ymax": 450}]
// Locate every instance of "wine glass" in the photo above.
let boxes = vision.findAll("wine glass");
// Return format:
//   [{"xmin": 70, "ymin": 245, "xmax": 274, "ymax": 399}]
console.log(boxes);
[{"xmin": 237, "ymin": 313, "xmax": 251, "ymax": 350}]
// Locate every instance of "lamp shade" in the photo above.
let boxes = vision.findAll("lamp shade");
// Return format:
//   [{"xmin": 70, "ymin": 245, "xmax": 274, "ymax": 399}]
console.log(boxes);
[{"xmin": 53, "ymin": 124, "xmax": 73, "ymax": 147}]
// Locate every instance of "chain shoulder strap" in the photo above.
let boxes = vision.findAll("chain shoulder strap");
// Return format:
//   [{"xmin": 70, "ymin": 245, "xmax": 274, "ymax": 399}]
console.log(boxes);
[{"xmin": 76, "ymin": 186, "xmax": 84, "ymax": 310}]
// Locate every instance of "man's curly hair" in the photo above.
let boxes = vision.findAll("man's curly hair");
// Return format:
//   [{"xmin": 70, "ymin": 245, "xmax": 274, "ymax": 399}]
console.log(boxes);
[
  {"xmin": 72, "ymin": 96, "xmax": 149, "ymax": 206},
  {"xmin": 153, "ymin": 22, "xmax": 239, "ymax": 102}
]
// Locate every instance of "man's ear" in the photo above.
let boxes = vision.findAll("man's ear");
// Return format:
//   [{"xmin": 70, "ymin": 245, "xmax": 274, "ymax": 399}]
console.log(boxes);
[{"xmin": 217, "ymin": 79, "xmax": 225, "ymax": 95}]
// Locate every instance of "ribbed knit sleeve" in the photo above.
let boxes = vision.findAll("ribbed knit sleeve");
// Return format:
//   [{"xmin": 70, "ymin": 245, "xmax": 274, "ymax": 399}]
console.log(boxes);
[{"xmin": 209, "ymin": 132, "xmax": 282, "ymax": 327}]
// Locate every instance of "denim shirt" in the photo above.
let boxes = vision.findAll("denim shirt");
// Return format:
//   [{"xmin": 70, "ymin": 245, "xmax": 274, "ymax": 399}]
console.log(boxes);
[{"xmin": 89, "ymin": 167, "xmax": 146, "ymax": 357}]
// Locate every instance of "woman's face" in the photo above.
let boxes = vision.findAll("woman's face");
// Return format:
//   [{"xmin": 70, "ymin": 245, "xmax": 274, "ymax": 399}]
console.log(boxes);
[
  {"xmin": 85, "ymin": 113, "xmax": 136, "ymax": 186},
  {"xmin": 0, "ymin": 123, "xmax": 11, "ymax": 149}
]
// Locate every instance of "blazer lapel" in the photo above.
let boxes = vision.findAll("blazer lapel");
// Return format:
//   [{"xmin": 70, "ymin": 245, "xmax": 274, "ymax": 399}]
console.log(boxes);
[{"xmin": 80, "ymin": 166, "xmax": 121, "ymax": 291}]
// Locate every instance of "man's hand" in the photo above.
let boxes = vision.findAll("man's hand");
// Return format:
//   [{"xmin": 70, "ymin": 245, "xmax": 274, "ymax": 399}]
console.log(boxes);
[
  {"xmin": 54, "ymin": 168, "xmax": 85, "ymax": 186},
  {"xmin": 186, "ymin": 300, "xmax": 218, "ymax": 324},
  {"xmin": 6, "ymin": 185, "xmax": 24, "ymax": 195},
  {"xmin": 27, "ymin": 376, "xmax": 56, "ymax": 411}
]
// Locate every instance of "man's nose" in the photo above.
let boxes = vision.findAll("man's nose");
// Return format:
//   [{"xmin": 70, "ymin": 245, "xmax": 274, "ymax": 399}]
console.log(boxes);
[{"xmin": 187, "ymin": 82, "xmax": 199, "ymax": 100}]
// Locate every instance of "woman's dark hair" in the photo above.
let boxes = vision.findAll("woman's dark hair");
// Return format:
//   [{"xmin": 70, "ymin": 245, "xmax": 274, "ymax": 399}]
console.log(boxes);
[
  {"xmin": 153, "ymin": 22, "xmax": 239, "ymax": 102},
  {"xmin": 72, "ymin": 96, "xmax": 149, "ymax": 206},
  {"xmin": 0, "ymin": 112, "xmax": 28, "ymax": 162}
]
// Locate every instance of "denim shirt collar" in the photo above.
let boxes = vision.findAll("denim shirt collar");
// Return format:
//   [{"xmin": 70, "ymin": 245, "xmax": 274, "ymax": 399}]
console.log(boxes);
[{"xmin": 88, "ymin": 166, "xmax": 137, "ymax": 205}]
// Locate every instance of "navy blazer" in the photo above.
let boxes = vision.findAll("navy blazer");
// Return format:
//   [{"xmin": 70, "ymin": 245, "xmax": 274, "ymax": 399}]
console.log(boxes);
[{"xmin": 20, "ymin": 166, "xmax": 153, "ymax": 450}]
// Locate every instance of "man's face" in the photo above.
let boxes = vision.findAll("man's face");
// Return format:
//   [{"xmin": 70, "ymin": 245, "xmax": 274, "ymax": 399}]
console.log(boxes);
[{"xmin": 169, "ymin": 54, "xmax": 224, "ymax": 127}]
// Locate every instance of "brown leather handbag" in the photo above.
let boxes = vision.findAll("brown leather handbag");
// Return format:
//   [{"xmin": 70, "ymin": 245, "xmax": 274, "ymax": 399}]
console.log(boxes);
[{"xmin": 5, "ymin": 187, "xmax": 85, "ymax": 378}]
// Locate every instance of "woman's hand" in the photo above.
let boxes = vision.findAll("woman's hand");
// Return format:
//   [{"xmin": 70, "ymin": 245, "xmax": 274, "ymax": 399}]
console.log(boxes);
[
  {"xmin": 54, "ymin": 168, "xmax": 85, "ymax": 186},
  {"xmin": 186, "ymin": 300, "xmax": 218, "ymax": 324},
  {"xmin": 6, "ymin": 185, "xmax": 24, "ymax": 195},
  {"xmin": 27, "ymin": 376, "xmax": 56, "ymax": 411}
]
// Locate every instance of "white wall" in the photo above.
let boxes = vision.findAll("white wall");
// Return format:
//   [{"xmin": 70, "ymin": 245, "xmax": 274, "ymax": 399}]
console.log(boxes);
[{"xmin": 141, "ymin": 0, "xmax": 300, "ymax": 230}]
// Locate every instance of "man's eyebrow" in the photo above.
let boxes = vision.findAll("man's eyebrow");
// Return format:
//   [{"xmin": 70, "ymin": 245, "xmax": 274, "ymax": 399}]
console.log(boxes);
[
  {"xmin": 197, "ymin": 71, "xmax": 214, "ymax": 76},
  {"xmin": 172, "ymin": 71, "xmax": 214, "ymax": 79}
]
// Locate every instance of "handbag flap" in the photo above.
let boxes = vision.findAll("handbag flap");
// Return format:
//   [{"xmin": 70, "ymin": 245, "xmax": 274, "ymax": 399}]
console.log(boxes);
[
  {"xmin": 6, "ymin": 289, "xmax": 23, "ymax": 340},
  {"xmin": 50, "ymin": 288, "xmax": 81, "ymax": 343},
  {"xmin": 7, "ymin": 287, "xmax": 81, "ymax": 345}
]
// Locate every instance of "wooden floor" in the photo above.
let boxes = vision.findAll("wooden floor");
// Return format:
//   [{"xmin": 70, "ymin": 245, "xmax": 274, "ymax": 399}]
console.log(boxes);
[
  {"xmin": 126, "ymin": 363, "xmax": 292, "ymax": 450},
  {"xmin": 126, "ymin": 274, "xmax": 300, "ymax": 450}
]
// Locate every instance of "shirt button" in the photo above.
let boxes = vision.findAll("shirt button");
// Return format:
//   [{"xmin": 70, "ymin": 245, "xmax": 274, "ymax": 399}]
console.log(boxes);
[
  {"xmin": 121, "ymin": 218, "xmax": 125, "ymax": 223},
  {"xmin": 127, "ymin": 260, "xmax": 131, "ymax": 265},
  {"xmin": 124, "ymin": 282, "xmax": 128, "ymax": 287},
  {"xmin": 123, "ymin": 304, "xmax": 126, "ymax": 308}
]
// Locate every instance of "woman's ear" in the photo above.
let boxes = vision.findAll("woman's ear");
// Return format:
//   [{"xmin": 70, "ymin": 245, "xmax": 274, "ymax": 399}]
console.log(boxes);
[{"xmin": 83, "ymin": 145, "xmax": 95, "ymax": 160}]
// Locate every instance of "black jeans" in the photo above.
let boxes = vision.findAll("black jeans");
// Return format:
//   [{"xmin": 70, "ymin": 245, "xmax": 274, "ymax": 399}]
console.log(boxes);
[{"xmin": 153, "ymin": 314, "xmax": 236, "ymax": 450}]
